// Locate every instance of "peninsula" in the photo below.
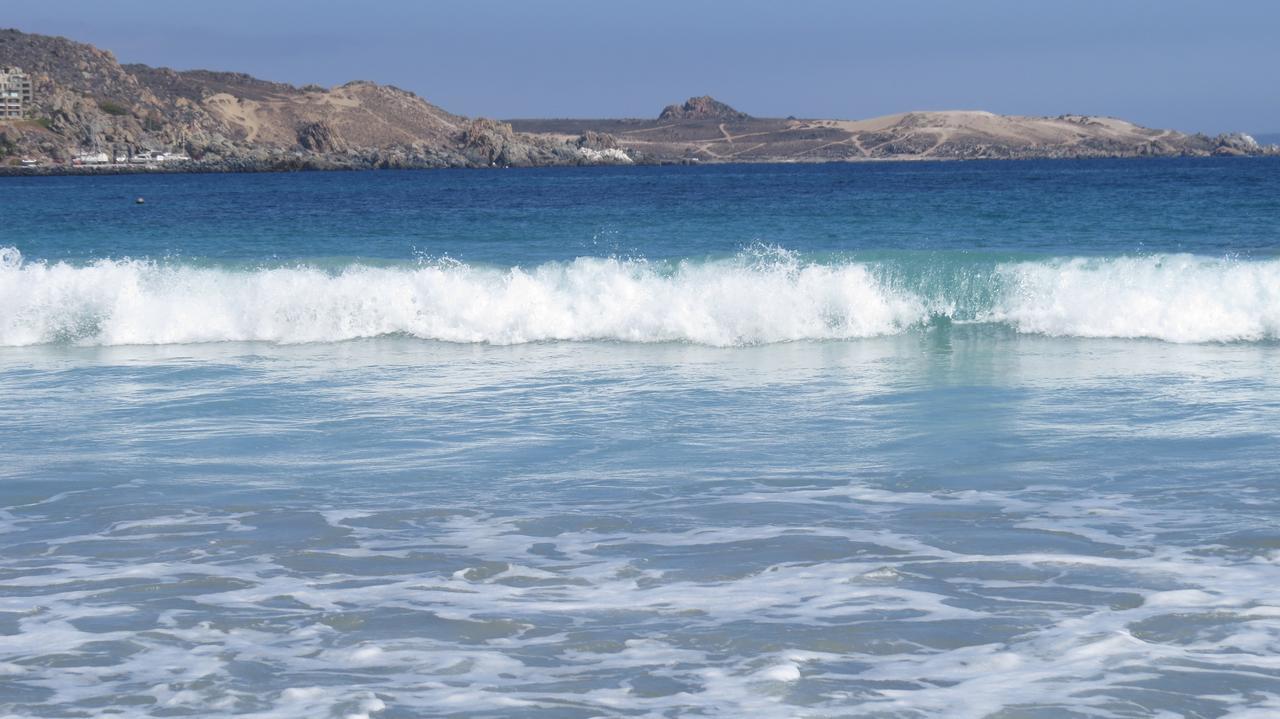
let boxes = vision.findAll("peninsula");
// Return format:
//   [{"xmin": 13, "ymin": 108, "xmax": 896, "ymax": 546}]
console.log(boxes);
[{"xmin": 0, "ymin": 28, "xmax": 1273, "ymax": 174}]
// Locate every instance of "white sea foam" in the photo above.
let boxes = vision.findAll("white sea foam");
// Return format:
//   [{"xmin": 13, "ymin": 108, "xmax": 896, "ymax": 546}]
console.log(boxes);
[
  {"xmin": 991, "ymin": 254, "xmax": 1280, "ymax": 342},
  {"xmin": 577, "ymin": 146, "xmax": 633, "ymax": 164},
  {"xmin": 6, "ymin": 487, "xmax": 1280, "ymax": 717},
  {"xmin": 1, "ymin": 248, "xmax": 1277, "ymax": 346},
  {"xmin": 0, "ymin": 249, "xmax": 924, "ymax": 346}
]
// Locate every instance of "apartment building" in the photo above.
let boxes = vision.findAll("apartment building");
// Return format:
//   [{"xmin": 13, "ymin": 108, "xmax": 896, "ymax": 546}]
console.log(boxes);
[{"xmin": 0, "ymin": 67, "xmax": 33, "ymax": 118}]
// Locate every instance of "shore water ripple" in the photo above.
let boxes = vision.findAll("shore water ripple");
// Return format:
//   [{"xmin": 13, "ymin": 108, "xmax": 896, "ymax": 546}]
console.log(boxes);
[{"xmin": 1, "ymin": 335, "xmax": 1279, "ymax": 717}]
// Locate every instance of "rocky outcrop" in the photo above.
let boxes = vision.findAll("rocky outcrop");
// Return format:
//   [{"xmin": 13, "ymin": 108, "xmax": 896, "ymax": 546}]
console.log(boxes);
[
  {"xmin": 1209, "ymin": 132, "xmax": 1261, "ymax": 156},
  {"xmin": 659, "ymin": 96, "xmax": 751, "ymax": 122},
  {"xmin": 576, "ymin": 130, "xmax": 619, "ymax": 150},
  {"xmin": 455, "ymin": 119, "xmax": 631, "ymax": 167},
  {"xmin": 296, "ymin": 121, "xmax": 347, "ymax": 153},
  {"xmin": 460, "ymin": 117, "xmax": 517, "ymax": 165}
]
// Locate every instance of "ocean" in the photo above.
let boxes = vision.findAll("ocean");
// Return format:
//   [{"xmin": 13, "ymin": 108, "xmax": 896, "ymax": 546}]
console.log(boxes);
[{"xmin": 2, "ymin": 159, "xmax": 1279, "ymax": 718}]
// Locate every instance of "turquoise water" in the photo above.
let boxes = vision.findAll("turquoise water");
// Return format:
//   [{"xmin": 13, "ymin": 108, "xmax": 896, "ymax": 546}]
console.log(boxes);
[{"xmin": 2, "ymin": 159, "xmax": 1280, "ymax": 717}]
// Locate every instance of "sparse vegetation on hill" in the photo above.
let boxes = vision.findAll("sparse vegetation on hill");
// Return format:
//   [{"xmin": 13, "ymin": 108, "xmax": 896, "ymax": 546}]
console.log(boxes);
[{"xmin": 96, "ymin": 100, "xmax": 128, "ymax": 116}]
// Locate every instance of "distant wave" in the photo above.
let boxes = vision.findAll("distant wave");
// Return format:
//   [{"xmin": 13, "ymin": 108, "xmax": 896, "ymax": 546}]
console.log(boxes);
[{"xmin": 1, "ymin": 247, "xmax": 1277, "ymax": 346}]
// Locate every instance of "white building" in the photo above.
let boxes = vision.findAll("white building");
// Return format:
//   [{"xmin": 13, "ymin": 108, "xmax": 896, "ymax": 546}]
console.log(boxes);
[
  {"xmin": 0, "ymin": 67, "xmax": 33, "ymax": 119},
  {"xmin": 73, "ymin": 151, "xmax": 110, "ymax": 165}
]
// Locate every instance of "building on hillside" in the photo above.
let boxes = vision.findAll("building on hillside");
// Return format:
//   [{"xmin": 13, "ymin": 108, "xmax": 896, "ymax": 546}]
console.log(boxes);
[{"xmin": 0, "ymin": 67, "xmax": 34, "ymax": 119}]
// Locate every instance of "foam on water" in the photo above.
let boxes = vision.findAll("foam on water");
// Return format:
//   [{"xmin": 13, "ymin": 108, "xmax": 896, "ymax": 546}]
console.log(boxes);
[
  {"xmin": 3, "ymin": 484, "xmax": 1280, "ymax": 718},
  {"xmin": 2, "ymin": 319, "xmax": 1278, "ymax": 717},
  {"xmin": 993, "ymin": 255, "xmax": 1280, "ymax": 343},
  {"xmin": 2, "ymin": 246, "xmax": 1279, "ymax": 346},
  {"xmin": 0, "ymin": 248, "xmax": 923, "ymax": 347}
]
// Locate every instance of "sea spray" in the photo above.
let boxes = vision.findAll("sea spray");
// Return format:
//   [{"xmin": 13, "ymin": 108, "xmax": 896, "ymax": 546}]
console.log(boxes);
[{"xmin": 0, "ymin": 246, "xmax": 21, "ymax": 270}]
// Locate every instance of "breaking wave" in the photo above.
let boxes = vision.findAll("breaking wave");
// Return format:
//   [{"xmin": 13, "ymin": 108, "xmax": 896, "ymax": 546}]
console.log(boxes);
[{"xmin": 1, "ymin": 247, "xmax": 1277, "ymax": 346}]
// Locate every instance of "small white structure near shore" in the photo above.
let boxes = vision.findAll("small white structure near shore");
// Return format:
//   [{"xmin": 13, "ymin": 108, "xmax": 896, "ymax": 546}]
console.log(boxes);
[
  {"xmin": 73, "ymin": 151, "xmax": 110, "ymax": 165},
  {"xmin": 73, "ymin": 150, "xmax": 192, "ymax": 166},
  {"xmin": 124, "ymin": 150, "xmax": 191, "ymax": 164}
]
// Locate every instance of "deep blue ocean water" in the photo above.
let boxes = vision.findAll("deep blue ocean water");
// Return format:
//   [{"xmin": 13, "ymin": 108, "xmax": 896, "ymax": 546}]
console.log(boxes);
[{"xmin": 2, "ymin": 159, "xmax": 1279, "ymax": 717}]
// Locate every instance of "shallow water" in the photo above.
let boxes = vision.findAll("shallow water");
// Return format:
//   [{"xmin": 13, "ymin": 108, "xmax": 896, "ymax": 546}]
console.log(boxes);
[{"xmin": 2, "ymin": 160, "xmax": 1280, "ymax": 717}]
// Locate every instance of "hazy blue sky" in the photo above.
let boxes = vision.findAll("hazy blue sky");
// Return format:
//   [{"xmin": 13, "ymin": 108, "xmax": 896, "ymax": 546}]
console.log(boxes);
[{"xmin": 6, "ymin": 0, "xmax": 1278, "ymax": 133}]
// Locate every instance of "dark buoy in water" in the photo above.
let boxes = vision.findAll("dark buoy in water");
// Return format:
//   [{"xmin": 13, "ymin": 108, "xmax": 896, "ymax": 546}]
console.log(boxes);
[{"xmin": 135, "ymin": 197, "xmax": 145, "ymax": 205}]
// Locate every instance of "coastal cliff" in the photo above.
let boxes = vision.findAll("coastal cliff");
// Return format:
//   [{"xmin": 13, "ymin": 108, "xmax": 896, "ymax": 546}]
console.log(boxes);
[{"xmin": 0, "ymin": 28, "xmax": 1273, "ymax": 173}]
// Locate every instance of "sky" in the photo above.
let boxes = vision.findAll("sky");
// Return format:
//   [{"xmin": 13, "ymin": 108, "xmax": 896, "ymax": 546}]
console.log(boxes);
[{"xmin": 5, "ymin": 0, "xmax": 1278, "ymax": 134}]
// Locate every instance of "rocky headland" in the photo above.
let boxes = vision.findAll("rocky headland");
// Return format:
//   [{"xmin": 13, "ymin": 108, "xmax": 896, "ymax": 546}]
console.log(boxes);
[
  {"xmin": 0, "ymin": 28, "xmax": 1274, "ymax": 175},
  {"xmin": 0, "ymin": 29, "xmax": 631, "ymax": 173}
]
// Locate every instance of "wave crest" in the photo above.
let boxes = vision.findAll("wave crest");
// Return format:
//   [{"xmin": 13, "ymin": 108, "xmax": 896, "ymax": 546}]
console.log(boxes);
[
  {"xmin": 992, "ymin": 255, "xmax": 1280, "ymax": 343},
  {"xmin": 1, "ymin": 251, "xmax": 1277, "ymax": 346},
  {"xmin": 0, "ymin": 254, "xmax": 924, "ymax": 347}
]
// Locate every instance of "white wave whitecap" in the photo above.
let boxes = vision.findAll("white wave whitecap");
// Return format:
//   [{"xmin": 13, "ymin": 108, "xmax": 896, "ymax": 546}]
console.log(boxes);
[
  {"xmin": 1, "ymin": 248, "xmax": 1277, "ymax": 346},
  {"xmin": 0, "ymin": 250, "xmax": 924, "ymax": 347},
  {"xmin": 992, "ymin": 255, "xmax": 1280, "ymax": 343}
]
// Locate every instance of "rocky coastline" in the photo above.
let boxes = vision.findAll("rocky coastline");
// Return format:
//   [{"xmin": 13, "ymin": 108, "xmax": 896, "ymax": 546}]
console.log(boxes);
[{"xmin": 1, "ymin": 29, "xmax": 1275, "ymax": 177}]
